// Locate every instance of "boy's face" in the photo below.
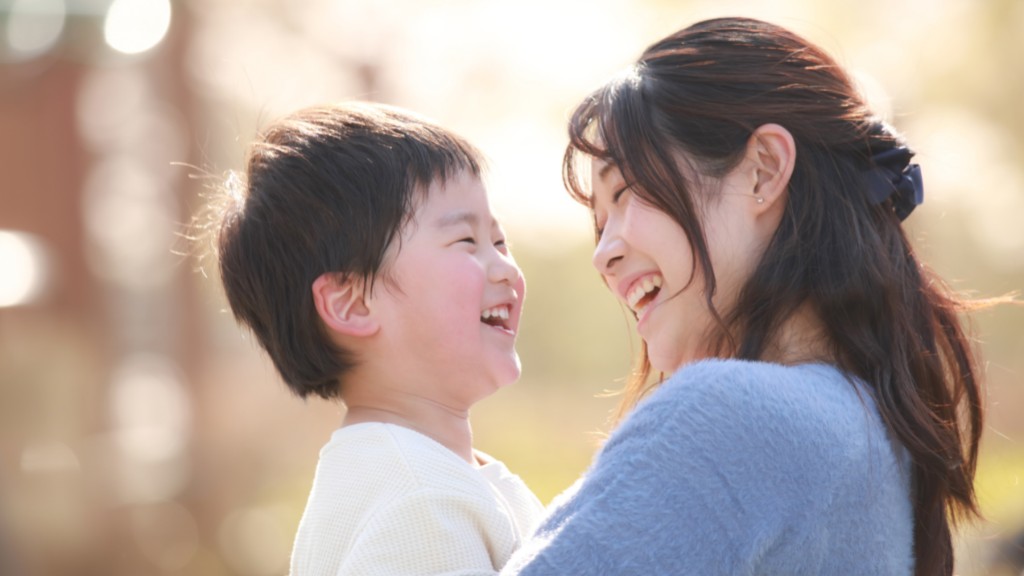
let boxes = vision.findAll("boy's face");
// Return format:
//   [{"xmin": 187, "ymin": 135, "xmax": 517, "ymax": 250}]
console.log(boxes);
[{"xmin": 368, "ymin": 170, "xmax": 525, "ymax": 408}]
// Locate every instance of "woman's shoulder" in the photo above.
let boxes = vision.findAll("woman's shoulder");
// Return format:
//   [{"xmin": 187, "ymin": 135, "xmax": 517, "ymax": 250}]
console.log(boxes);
[
  {"xmin": 646, "ymin": 359, "xmax": 871, "ymax": 424},
  {"xmin": 619, "ymin": 359, "xmax": 890, "ymax": 468},
  {"xmin": 659, "ymin": 357, "xmax": 854, "ymax": 394}
]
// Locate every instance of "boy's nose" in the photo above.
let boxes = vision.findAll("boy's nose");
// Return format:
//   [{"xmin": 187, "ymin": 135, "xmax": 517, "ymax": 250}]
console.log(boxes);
[{"xmin": 489, "ymin": 254, "xmax": 522, "ymax": 285}]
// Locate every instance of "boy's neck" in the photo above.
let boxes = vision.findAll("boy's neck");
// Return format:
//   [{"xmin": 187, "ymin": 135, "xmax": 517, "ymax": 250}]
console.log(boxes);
[{"xmin": 342, "ymin": 389, "xmax": 477, "ymax": 466}]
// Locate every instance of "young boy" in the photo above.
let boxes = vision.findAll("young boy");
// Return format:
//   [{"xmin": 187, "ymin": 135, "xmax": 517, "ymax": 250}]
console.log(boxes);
[{"xmin": 211, "ymin": 102, "xmax": 544, "ymax": 575}]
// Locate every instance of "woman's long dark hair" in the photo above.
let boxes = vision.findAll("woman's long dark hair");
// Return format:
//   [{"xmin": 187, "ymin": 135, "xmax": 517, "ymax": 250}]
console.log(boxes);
[{"xmin": 565, "ymin": 17, "xmax": 989, "ymax": 576}]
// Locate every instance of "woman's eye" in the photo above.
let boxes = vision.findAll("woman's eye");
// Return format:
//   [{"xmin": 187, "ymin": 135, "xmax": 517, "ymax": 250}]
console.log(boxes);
[
  {"xmin": 612, "ymin": 186, "xmax": 629, "ymax": 203},
  {"xmin": 459, "ymin": 237, "xmax": 476, "ymax": 245}
]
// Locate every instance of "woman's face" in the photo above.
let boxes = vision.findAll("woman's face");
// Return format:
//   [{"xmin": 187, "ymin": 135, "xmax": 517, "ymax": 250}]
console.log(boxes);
[{"xmin": 590, "ymin": 157, "xmax": 766, "ymax": 373}]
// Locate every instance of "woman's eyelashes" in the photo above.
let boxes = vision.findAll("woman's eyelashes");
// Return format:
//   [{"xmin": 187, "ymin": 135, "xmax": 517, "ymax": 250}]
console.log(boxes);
[
  {"xmin": 593, "ymin": 209, "xmax": 609, "ymax": 239},
  {"xmin": 594, "ymin": 186, "xmax": 630, "ymax": 238}
]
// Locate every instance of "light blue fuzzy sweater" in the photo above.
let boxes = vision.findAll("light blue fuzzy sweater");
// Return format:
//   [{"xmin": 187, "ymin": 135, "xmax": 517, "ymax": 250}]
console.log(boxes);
[{"xmin": 502, "ymin": 359, "xmax": 914, "ymax": 575}]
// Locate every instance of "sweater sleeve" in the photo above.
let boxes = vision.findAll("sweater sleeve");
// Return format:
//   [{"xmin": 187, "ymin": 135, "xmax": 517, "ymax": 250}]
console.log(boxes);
[
  {"xmin": 502, "ymin": 361, "xmax": 871, "ymax": 575},
  {"xmin": 337, "ymin": 487, "xmax": 500, "ymax": 576}
]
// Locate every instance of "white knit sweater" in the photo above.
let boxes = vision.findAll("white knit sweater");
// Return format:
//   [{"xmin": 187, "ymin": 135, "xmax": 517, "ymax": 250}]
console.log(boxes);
[{"xmin": 289, "ymin": 422, "xmax": 544, "ymax": 576}]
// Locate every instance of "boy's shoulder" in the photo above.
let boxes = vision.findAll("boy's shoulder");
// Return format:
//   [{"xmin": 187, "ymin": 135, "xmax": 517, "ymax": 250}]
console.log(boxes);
[
  {"xmin": 295, "ymin": 423, "xmax": 534, "ymax": 574},
  {"xmin": 321, "ymin": 423, "xmax": 491, "ymax": 494}
]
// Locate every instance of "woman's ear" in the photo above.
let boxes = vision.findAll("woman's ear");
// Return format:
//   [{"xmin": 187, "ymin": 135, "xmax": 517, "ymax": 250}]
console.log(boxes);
[
  {"xmin": 747, "ymin": 123, "xmax": 796, "ymax": 210},
  {"xmin": 312, "ymin": 273, "xmax": 379, "ymax": 338}
]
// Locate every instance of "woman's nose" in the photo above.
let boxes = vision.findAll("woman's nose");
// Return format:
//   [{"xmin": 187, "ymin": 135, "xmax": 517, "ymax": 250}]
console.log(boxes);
[{"xmin": 592, "ymin": 227, "xmax": 625, "ymax": 274}]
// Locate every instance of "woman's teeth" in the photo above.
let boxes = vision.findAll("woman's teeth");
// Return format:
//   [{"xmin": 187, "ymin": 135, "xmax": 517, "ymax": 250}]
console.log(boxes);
[{"xmin": 626, "ymin": 275, "xmax": 663, "ymax": 313}]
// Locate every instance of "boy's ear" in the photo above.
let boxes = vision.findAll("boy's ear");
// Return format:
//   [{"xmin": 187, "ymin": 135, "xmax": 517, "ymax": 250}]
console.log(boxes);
[
  {"xmin": 312, "ymin": 273, "xmax": 379, "ymax": 338},
  {"xmin": 747, "ymin": 123, "xmax": 796, "ymax": 211}
]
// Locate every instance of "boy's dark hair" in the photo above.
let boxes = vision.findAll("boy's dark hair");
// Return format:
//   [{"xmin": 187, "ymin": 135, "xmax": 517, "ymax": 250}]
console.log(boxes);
[{"xmin": 214, "ymin": 102, "xmax": 482, "ymax": 400}]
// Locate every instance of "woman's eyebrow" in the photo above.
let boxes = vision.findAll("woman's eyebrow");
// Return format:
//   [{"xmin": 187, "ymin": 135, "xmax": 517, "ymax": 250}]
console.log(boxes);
[{"xmin": 595, "ymin": 160, "xmax": 616, "ymax": 180}]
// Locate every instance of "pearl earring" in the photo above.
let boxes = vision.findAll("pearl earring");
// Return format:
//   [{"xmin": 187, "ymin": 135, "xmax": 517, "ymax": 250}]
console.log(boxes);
[{"xmin": 756, "ymin": 196, "xmax": 765, "ymax": 204}]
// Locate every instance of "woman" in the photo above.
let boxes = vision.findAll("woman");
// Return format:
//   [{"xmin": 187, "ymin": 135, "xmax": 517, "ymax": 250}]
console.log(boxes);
[{"xmin": 503, "ymin": 17, "xmax": 987, "ymax": 576}]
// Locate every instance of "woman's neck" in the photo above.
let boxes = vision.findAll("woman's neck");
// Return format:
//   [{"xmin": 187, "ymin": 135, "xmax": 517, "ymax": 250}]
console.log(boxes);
[{"xmin": 762, "ymin": 304, "xmax": 835, "ymax": 366}]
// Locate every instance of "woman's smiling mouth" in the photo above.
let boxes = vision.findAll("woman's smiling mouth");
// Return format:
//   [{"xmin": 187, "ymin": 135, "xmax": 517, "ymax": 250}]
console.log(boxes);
[{"xmin": 626, "ymin": 274, "xmax": 663, "ymax": 319}]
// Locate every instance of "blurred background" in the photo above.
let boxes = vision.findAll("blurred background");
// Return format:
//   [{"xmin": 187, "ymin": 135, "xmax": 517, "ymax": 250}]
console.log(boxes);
[{"xmin": 0, "ymin": 0, "xmax": 1022, "ymax": 574}]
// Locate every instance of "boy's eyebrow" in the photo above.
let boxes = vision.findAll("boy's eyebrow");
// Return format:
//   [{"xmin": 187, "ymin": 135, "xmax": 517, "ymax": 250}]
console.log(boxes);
[{"xmin": 435, "ymin": 210, "xmax": 492, "ymax": 229}]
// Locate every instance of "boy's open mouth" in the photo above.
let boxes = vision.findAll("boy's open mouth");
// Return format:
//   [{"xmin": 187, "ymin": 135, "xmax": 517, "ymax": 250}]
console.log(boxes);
[{"xmin": 481, "ymin": 305, "xmax": 512, "ymax": 331}]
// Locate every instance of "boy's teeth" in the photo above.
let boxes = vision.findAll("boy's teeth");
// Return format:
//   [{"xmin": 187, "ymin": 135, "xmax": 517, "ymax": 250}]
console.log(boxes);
[{"xmin": 482, "ymin": 306, "xmax": 509, "ymax": 320}]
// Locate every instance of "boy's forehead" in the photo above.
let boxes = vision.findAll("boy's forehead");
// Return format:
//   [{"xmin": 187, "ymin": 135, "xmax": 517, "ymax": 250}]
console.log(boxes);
[
  {"xmin": 432, "ymin": 209, "xmax": 503, "ymax": 232},
  {"xmin": 406, "ymin": 172, "xmax": 501, "ymax": 228},
  {"xmin": 436, "ymin": 210, "xmax": 479, "ymax": 227}
]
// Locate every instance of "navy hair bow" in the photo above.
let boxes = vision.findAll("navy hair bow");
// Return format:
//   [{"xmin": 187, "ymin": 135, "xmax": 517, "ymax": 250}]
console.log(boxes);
[{"xmin": 864, "ymin": 146, "xmax": 924, "ymax": 221}]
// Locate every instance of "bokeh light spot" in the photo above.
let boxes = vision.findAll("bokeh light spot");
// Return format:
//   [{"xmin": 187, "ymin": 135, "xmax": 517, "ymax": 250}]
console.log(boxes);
[
  {"xmin": 110, "ymin": 354, "xmax": 191, "ymax": 464},
  {"xmin": 0, "ymin": 230, "xmax": 50, "ymax": 308},
  {"xmin": 103, "ymin": 0, "xmax": 172, "ymax": 55},
  {"xmin": 5, "ymin": 0, "xmax": 66, "ymax": 59}
]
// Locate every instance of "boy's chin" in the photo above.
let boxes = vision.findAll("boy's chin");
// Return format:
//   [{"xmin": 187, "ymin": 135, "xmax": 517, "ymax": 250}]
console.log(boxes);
[{"xmin": 491, "ymin": 355, "xmax": 522, "ymax": 389}]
